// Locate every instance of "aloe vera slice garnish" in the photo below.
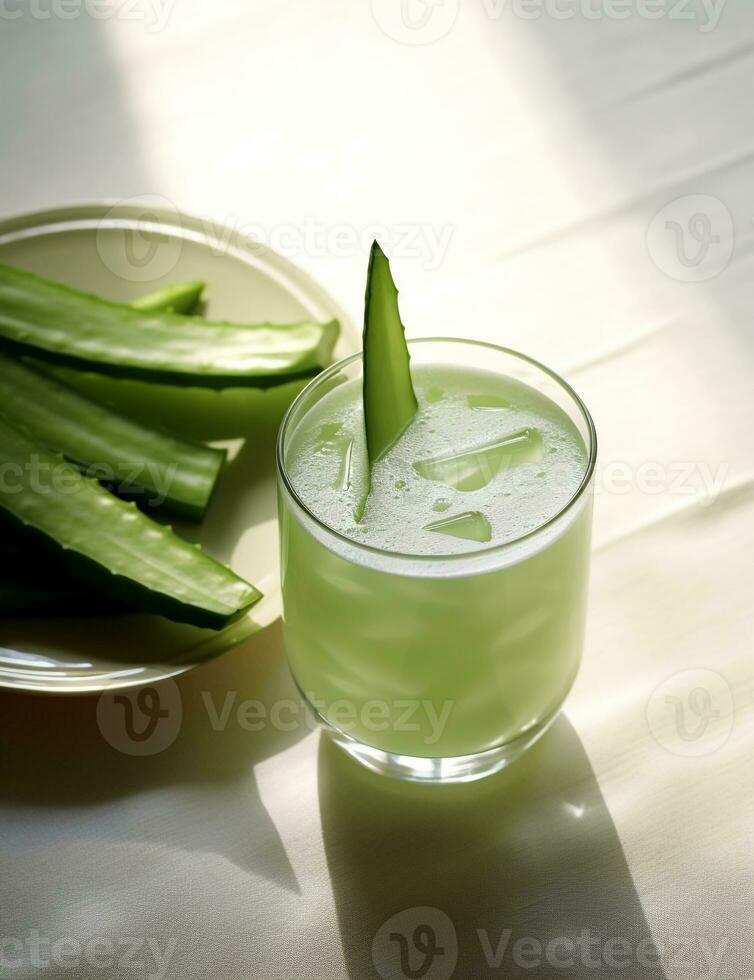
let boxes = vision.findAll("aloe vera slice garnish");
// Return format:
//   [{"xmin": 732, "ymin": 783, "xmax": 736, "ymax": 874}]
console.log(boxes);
[
  {"xmin": 0, "ymin": 353, "xmax": 226, "ymax": 520},
  {"xmin": 0, "ymin": 263, "xmax": 339, "ymax": 388},
  {"xmin": 130, "ymin": 281, "xmax": 205, "ymax": 315},
  {"xmin": 355, "ymin": 242, "xmax": 418, "ymax": 521},
  {"xmin": 362, "ymin": 242, "xmax": 418, "ymax": 463},
  {"xmin": 0, "ymin": 416, "xmax": 261, "ymax": 629}
]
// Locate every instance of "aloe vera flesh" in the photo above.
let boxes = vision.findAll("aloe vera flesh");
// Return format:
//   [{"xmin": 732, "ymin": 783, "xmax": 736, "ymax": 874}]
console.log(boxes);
[
  {"xmin": 0, "ymin": 417, "xmax": 261, "ymax": 628},
  {"xmin": 130, "ymin": 281, "xmax": 205, "ymax": 315},
  {"xmin": 0, "ymin": 353, "xmax": 225, "ymax": 520},
  {"xmin": 362, "ymin": 242, "xmax": 418, "ymax": 463},
  {"xmin": 0, "ymin": 263, "xmax": 339, "ymax": 388}
]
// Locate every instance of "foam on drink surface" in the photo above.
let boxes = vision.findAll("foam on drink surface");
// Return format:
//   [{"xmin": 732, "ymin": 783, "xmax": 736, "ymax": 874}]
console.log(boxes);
[{"xmin": 286, "ymin": 363, "xmax": 587, "ymax": 556}]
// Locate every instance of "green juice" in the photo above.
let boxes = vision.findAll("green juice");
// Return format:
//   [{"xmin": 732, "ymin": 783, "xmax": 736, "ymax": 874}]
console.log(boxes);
[{"xmin": 279, "ymin": 352, "xmax": 593, "ymax": 764}]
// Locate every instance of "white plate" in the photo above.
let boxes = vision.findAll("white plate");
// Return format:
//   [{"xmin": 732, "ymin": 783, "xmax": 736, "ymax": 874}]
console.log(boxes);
[{"xmin": 0, "ymin": 201, "xmax": 357, "ymax": 693}]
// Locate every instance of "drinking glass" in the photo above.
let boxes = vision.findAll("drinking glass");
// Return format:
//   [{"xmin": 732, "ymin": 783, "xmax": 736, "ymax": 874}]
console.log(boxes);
[{"xmin": 277, "ymin": 339, "xmax": 596, "ymax": 782}]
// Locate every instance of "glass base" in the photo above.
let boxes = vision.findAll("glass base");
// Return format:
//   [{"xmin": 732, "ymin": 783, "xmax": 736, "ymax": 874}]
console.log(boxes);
[{"xmin": 310, "ymin": 695, "xmax": 561, "ymax": 784}]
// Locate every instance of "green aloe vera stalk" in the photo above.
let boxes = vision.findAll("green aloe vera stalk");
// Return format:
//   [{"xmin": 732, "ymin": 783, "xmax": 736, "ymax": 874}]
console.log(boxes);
[
  {"xmin": 356, "ymin": 242, "xmax": 418, "ymax": 521},
  {"xmin": 362, "ymin": 242, "xmax": 418, "ymax": 463},
  {"xmin": 130, "ymin": 281, "xmax": 206, "ymax": 315},
  {"xmin": 0, "ymin": 353, "xmax": 226, "ymax": 520},
  {"xmin": 0, "ymin": 263, "xmax": 339, "ymax": 388},
  {"xmin": 0, "ymin": 416, "xmax": 261, "ymax": 629},
  {"xmin": 0, "ymin": 272, "xmax": 218, "ymax": 611}
]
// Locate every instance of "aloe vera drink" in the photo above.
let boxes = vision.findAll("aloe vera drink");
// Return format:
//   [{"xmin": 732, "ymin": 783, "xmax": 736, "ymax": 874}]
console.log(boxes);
[{"xmin": 278, "ymin": 340, "xmax": 595, "ymax": 780}]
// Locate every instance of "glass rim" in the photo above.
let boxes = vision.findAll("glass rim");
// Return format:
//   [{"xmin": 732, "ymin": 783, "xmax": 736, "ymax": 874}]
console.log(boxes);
[{"xmin": 276, "ymin": 337, "xmax": 598, "ymax": 565}]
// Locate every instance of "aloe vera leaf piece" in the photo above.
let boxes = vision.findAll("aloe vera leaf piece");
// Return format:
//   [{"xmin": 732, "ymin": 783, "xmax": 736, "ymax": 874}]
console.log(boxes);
[
  {"xmin": 362, "ymin": 242, "xmax": 418, "ymax": 463},
  {"xmin": 0, "ymin": 353, "xmax": 226, "ymax": 520},
  {"xmin": 355, "ymin": 242, "xmax": 418, "ymax": 521},
  {"xmin": 40, "ymin": 285, "xmax": 295, "ymax": 443},
  {"xmin": 130, "ymin": 281, "xmax": 206, "ymax": 315},
  {"xmin": 0, "ymin": 263, "xmax": 339, "ymax": 388},
  {"xmin": 0, "ymin": 417, "xmax": 261, "ymax": 629}
]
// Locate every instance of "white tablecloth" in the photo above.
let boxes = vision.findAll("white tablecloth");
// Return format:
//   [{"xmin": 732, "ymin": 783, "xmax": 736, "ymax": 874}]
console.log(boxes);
[{"xmin": 1, "ymin": 2, "xmax": 752, "ymax": 977}]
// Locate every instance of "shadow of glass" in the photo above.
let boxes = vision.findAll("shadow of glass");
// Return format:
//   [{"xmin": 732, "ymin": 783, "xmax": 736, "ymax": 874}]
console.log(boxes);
[
  {"xmin": 0, "ymin": 621, "xmax": 304, "ymax": 893},
  {"xmin": 319, "ymin": 717, "xmax": 668, "ymax": 979}
]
